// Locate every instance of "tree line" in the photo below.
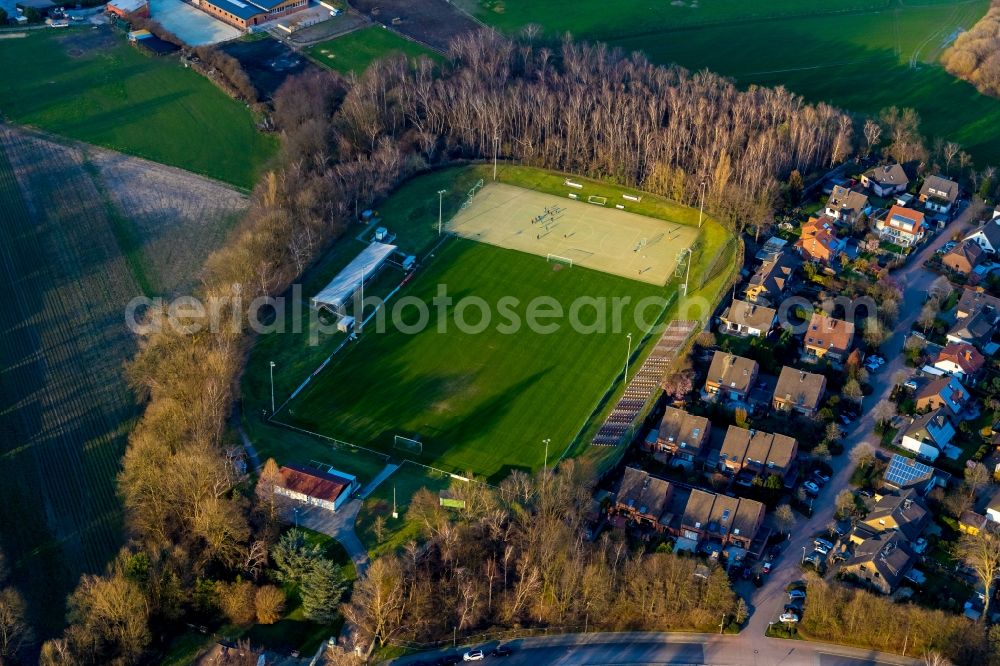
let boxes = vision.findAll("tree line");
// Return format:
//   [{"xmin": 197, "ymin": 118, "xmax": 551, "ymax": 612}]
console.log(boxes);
[
  {"xmin": 345, "ymin": 462, "xmax": 738, "ymax": 656},
  {"xmin": 28, "ymin": 29, "xmax": 856, "ymax": 664}
]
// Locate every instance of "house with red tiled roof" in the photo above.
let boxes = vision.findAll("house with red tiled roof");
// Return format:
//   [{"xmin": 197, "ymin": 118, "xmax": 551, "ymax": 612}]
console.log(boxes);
[
  {"xmin": 803, "ymin": 312, "xmax": 855, "ymax": 362},
  {"xmin": 933, "ymin": 343, "xmax": 986, "ymax": 383},
  {"xmin": 275, "ymin": 464, "xmax": 359, "ymax": 512},
  {"xmin": 795, "ymin": 216, "xmax": 845, "ymax": 264},
  {"xmin": 875, "ymin": 205, "xmax": 927, "ymax": 248}
]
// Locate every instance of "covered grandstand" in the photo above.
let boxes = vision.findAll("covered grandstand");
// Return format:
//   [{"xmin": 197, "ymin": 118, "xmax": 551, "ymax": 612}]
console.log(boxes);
[{"xmin": 311, "ymin": 242, "xmax": 397, "ymax": 314}]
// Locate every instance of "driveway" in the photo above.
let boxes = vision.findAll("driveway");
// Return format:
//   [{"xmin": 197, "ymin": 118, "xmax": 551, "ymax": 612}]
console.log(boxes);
[
  {"xmin": 745, "ymin": 200, "xmax": 985, "ymax": 634},
  {"xmin": 280, "ymin": 498, "xmax": 369, "ymax": 575}
]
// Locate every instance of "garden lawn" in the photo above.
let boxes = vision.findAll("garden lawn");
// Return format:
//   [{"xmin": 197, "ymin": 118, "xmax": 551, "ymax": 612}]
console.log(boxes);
[
  {"xmin": 0, "ymin": 27, "xmax": 276, "ymax": 187},
  {"xmin": 306, "ymin": 25, "xmax": 440, "ymax": 76},
  {"xmin": 283, "ymin": 236, "xmax": 668, "ymax": 481}
]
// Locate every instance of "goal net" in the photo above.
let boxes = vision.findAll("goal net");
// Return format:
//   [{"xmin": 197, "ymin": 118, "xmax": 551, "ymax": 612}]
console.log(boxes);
[
  {"xmin": 394, "ymin": 435, "xmax": 423, "ymax": 455},
  {"xmin": 547, "ymin": 253, "xmax": 573, "ymax": 267},
  {"xmin": 587, "ymin": 195, "xmax": 608, "ymax": 205}
]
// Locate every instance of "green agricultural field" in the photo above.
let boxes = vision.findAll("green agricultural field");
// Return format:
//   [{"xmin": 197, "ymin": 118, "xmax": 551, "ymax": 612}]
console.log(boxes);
[
  {"xmin": 0, "ymin": 27, "xmax": 276, "ymax": 187},
  {"xmin": 458, "ymin": 0, "xmax": 1000, "ymax": 165},
  {"xmin": 307, "ymin": 26, "xmax": 440, "ymax": 76},
  {"xmin": 245, "ymin": 165, "xmax": 724, "ymax": 482}
]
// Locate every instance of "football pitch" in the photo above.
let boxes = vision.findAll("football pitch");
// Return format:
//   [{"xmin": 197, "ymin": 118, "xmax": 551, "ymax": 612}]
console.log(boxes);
[
  {"xmin": 278, "ymin": 237, "xmax": 669, "ymax": 480},
  {"xmin": 448, "ymin": 183, "xmax": 698, "ymax": 286}
]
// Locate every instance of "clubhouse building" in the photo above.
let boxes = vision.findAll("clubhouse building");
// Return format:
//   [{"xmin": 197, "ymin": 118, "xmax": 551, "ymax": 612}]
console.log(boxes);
[{"xmin": 195, "ymin": 0, "xmax": 307, "ymax": 30}]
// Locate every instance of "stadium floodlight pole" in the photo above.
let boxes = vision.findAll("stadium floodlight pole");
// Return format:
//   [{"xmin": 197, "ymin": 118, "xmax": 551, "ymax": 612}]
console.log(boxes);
[
  {"xmin": 684, "ymin": 247, "xmax": 692, "ymax": 297},
  {"xmin": 625, "ymin": 333, "xmax": 632, "ymax": 384},
  {"xmin": 437, "ymin": 189, "xmax": 447, "ymax": 235},
  {"xmin": 542, "ymin": 438, "xmax": 551, "ymax": 476},
  {"xmin": 269, "ymin": 361, "xmax": 276, "ymax": 414},
  {"xmin": 493, "ymin": 134, "xmax": 499, "ymax": 181},
  {"xmin": 698, "ymin": 180, "xmax": 706, "ymax": 228}
]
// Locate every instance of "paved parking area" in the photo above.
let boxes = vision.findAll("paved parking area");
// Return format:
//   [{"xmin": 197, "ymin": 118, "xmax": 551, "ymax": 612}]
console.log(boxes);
[{"xmin": 149, "ymin": 0, "xmax": 242, "ymax": 45}]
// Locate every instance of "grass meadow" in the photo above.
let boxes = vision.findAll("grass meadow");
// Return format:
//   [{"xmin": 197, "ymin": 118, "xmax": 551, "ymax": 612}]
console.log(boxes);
[
  {"xmin": 306, "ymin": 25, "xmax": 440, "ymax": 77},
  {"xmin": 0, "ymin": 27, "xmax": 276, "ymax": 187},
  {"xmin": 458, "ymin": 0, "xmax": 1000, "ymax": 165}
]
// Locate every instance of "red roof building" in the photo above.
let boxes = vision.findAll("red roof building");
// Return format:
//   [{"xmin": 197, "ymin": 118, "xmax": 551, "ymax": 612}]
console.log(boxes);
[
  {"xmin": 276, "ymin": 464, "xmax": 359, "ymax": 512},
  {"xmin": 934, "ymin": 343, "xmax": 986, "ymax": 381}
]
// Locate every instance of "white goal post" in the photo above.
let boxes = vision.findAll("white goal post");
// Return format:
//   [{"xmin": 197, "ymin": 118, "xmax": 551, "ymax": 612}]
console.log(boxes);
[
  {"xmin": 547, "ymin": 253, "xmax": 573, "ymax": 267},
  {"xmin": 587, "ymin": 195, "xmax": 608, "ymax": 206},
  {"xmin": 394, "ymin": 435, "xmax": 423, "ymax": 454}
]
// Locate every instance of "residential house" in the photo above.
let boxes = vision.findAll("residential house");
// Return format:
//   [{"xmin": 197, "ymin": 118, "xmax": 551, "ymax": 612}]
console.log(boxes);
[
  {"xmin": 956, "ymin": 287, "xmax": 1000, "ymax": 320},
  {"xmin": 861, "ymin": 164, "xmax": 909, "ymax": 197},
  {"xmin": 875, "ymin": 205, "xmax": 927, "ymax": 248},
  {"xmin": 704, "ymin": 351, "xmax": 759, "ymax": 403},
  {"xmin": 615, "ymin": 466, "xmax": 672, "ymax": 530},
  {"xmin": 934, "ymin": 342, "xmax": 986, "ymax": 383},
  {"xmin": 987, "ymin": 488, "xmax": 1000, "ymax": 524},
  {"xmin": 883, "ymin": 453, "xmax": 935, "ymax": 493},
  {"xmin": 918, "ymin": 175, "xmax": 960, "ymax": 216},
  {"xmin": 900, "ymin": 409, "xmax": 956, "ymax": 462},
  {"xmin": 654, "ymin": 407, "xmax": 711, "ymax": 469},
  {"xmin": 960, "ymin": 510, "xmax": 989, "ymax": 535},
  {"xmin": 745, "ymin": 252, "xmax": 798, "ymax": 306},
  {"xmin": 677, "ymin": 488, "xmax": 765, "ymax": 552},
  {"xmin": 275, "ymin": 464, "xmax": 359, "ymax": 512},
  {"xmin": 795, "ymin": 216, "xmax": 845, "ymax": 264},
  {"xmin": 914, "ymin": 375, "xmax": 970, "ymax": 417},
  {"xmin": 718, "ymin": 425, "xmax": 798, "ymax": 481},
  {"xmin": 719, "ymin": 299, "xmax": 777, "ymax": 338},
  {"xmin": 851, "ymin": 488, "xmax": 929, "ymax": 544},
  {"xmin": 965, "ymin": 218, "xmax": 1000, "ymax": 254},
  {"xmin": 802, "ymin": 312, "xmax": 855, "ymax": 362},
  {"xmin": 942, "ymin": 240, "xmax": 984, "ymax": 276},
  {"xmin": 946, "ymin": 307, "xmax": 997, "ymax": 348},
  {"xmin": 824, "ymin": 185, "xmax": 869, "ymax": 226},
  {"xmin": 842, "ymin": 531, "xmax": 915, "ymax": 594},
  {"xmin": 772, "ymin": 366, "xmax": 827, "ymax": 417}
]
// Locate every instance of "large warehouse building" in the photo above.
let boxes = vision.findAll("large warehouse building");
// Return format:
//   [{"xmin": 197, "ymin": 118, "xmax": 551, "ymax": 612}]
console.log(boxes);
[{"xmin": 194, "ymin": 0, "xmax": 307, "ymax": 30}]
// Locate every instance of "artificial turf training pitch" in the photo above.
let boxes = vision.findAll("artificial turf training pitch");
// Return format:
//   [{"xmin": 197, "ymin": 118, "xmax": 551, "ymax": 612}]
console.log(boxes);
[
  {"xmin": 448, "ymin": 183, "xmax": 699, "ymax": 286},
  {"xmin": 279, "ymin": 182, "xmax": 693, "ymax": 480}
]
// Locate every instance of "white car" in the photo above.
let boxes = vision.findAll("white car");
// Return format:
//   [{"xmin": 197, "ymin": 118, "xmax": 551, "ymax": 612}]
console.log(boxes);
[
  {"xmin": 464, "ymin": 650, "xmax": 485, "ymax": 662},
  {"xmin": 779, "ymin": 612, "xmax": 800, "ymax": 623}
]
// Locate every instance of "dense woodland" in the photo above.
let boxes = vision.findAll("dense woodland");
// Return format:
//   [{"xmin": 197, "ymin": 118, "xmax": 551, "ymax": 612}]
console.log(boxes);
[
  {"xmin": 942, "ymin": 1, "xmax": 1000, "ymax": 98},
  {"xmin": 2, "ymin": 31, "xmax": 951, "ymax": 665}
]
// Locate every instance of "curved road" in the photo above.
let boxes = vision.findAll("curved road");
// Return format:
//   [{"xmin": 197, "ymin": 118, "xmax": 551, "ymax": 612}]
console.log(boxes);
[{"xmin": 388, "ymin": 632, "xmax": 919, "ymax": 665}]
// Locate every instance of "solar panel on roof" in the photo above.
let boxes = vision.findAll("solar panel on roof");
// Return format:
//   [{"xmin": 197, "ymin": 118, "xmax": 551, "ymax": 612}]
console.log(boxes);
[{"xmin": 884, "ymin": 454, "xmax": 933, "ymax": 488}]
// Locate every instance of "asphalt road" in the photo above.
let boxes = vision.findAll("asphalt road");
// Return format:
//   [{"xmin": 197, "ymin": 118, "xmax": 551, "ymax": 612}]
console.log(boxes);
[
  {"xmin": 389, "ymin": 632, "xmax": 920, "ymax": 665},
  {"xmin": 745, "ymin": 199, "xmax": 984, "ymax": 635}
]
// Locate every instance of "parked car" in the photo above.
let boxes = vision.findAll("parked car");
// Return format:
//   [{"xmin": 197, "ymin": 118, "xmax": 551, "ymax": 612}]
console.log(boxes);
[
  {"xmin": 859, "ymin": 489, "xmax": 873, "ymax": 498},
  {"xmin": 437, "ymin": 656, "xmax": 462, "ymax": 666},
  {"xmin": 813, "ymin": 544, "xmax": 830, "ymax": 556},
  {"xmin": 904, "ymin": 379, "xmax": 919, "ymax": 391},
  {"xmin": 779, "ymin": 611, "xmax": 800, "ymax": 623},
  {"xmin": 803, "ymin": 481, "xmax": 820, "ymax": 496},
  {"xmin": 913, "ymin": 537, "xmax": 928, "ymax": 554},
  {"xmin": 463, "ymin": 650, "xmax": 485, "ymax": 662},
  {"xmin": 762, "ymin": 561, "xmax": 772, "ymax": 574},
  {"xmin": 491, "ymin": 646, "xmax": 514, "ymax": 657},
  {"xmin": 788, "ymin": 589, "xmax": 807, "ymax": 600}
]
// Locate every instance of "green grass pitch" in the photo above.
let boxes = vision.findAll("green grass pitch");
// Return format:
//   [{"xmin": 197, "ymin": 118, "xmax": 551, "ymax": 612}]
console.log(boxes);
[
  {"xmin": 306, "ymin": 26, "xmax": 441, "ymax": 77},
  {"xmin": 280, "ymin": 236, "xmax": 667, "ymax": 481}
]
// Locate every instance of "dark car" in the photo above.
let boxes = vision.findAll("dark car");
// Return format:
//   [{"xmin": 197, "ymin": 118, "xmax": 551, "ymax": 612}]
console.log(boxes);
[
  {"xmin": 436, "ymin": 656, "xmax": 462, "ymax": 665},
  {"xmin": 491, "ymin": 646, "xmax": 514, "ymax": 657}
]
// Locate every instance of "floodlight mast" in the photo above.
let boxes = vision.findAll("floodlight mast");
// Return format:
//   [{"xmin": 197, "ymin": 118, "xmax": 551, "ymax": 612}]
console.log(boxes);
[
  {"xmin": 437, "ymin": 189, "xmax": 447, "ymax": 235},
  {"xmin": 698, "ymin": 180, "xmax": 706, "ymax": 228}
]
